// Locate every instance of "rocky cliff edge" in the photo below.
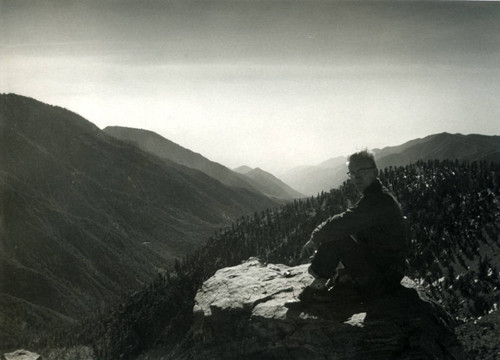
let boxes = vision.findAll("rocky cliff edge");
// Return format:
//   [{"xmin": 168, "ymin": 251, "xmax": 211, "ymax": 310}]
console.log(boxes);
[{"xmin": 189, "ymin": 258, "xmax": 465, "ymax": 360}]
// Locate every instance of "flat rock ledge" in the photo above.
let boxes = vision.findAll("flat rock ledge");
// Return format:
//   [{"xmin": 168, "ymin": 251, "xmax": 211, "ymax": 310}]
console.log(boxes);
[
  {"xmin": 1, "ymin": 350, "xmax": 41, "ymax": 360},
  {"xmin": 189, "ymin": 258, "xmax": 466, "ymax": 360}
]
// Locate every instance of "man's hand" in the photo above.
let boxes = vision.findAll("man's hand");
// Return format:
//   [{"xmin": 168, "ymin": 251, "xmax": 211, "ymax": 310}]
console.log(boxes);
[{"xmin": 300, "ymin": 239, "xmax": 317, "ymax": 260}]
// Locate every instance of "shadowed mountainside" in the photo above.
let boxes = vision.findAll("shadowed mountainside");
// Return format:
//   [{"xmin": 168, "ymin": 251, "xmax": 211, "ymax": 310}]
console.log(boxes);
[
  {"xmin": 0, "ymin": 94, "xmax": 277, "ymax": 350},
  {"xmin": 104, "ymin": 126, "xmax": 303, "ymax": 201},
  {"xmin": 233, "ymin": 166, "xmax": 305, "ymax": 200}
]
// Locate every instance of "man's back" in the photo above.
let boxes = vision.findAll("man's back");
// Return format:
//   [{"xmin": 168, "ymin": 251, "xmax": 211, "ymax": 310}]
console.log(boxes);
[
  {"xmin": 298, "ymin": 150, "xmax": 410, "ymax": 298},
  {"xmin": 350, "ymin": 179, "xmax": 408, "ymax": 267}
]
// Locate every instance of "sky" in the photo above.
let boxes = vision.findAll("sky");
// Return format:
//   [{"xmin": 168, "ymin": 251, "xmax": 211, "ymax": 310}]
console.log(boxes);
[{"xmin": 1, "ymin": 0, "xmax": 500, "ymax": 174}]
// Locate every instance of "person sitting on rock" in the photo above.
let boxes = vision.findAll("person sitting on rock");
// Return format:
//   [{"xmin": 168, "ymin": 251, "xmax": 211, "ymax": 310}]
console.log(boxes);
[{"xmin": 297, "ymin": 149, "xmax": 409, "ymax": 303}]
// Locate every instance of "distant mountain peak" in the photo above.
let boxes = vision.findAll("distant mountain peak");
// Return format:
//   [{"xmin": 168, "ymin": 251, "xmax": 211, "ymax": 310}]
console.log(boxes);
[
  {"xmin": 317, "ymin": 156, "xmax": 348, "ymax": 169},
  {"xmin": 249, "ymin": 167, "xmax": 267, "ymax": 175},
  {"xmin": 233, "ymin": 165, "xmax": 253, "ymax": 174},
  {"xmin": 105, "ymin": 127, "xmax": 303, "ymax": 200}
]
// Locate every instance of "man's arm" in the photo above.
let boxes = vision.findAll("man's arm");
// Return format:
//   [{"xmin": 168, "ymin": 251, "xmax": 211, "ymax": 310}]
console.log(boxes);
[
  {"xmin": 300, "ymin": 200, "xmax": 376, "ymax": 260},
  {"xmin": 309, "ymin": 199, "xmax": 379, "ymax": 246}
]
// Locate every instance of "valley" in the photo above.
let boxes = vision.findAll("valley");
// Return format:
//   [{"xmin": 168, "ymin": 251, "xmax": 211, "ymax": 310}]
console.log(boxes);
[{"xmin": 1, "ymin": 94, "xmax": 499, "ymax": 358}]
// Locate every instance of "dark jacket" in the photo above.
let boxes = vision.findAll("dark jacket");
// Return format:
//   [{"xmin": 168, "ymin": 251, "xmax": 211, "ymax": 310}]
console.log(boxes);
[{"xmin": 310, "ymin": 179, "xmax": 409, "ymax": 269}]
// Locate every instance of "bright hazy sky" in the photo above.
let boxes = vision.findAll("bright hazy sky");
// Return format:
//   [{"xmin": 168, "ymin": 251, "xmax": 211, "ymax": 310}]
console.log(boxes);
[{"xmin": 1, "ymin": 0, "xmax": 500, "ymax": 174}]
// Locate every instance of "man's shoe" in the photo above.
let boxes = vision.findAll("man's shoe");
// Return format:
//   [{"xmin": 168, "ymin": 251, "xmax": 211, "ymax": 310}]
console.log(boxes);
[
  {"xmin": 298, "ymin": 286, "xmax": 335, "ymax": 304},
  {"xmin": 284, "ymin": 287, "xmax": 334, "ymax": 309},
  {"xmin": 310, "ymin": 277, "xmax": 328, "ymax": 291}
]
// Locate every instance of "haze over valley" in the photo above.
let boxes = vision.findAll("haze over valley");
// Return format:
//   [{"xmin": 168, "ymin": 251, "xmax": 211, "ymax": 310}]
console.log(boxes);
[
  {"xmin": 1, "ymin": 93, "xmax": 499, "ymax": 358},
  {"xmin": 2, "ymin": 0, "xmax": 500, "ymax": 173}
]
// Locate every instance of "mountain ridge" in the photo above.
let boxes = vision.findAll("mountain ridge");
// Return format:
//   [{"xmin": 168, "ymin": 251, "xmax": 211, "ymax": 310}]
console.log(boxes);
[
  {"xmin": 104, "ymin": 126, "xmax": 303, "ymax": 201},
  {"xmin": 373, "ymin": 132, "xmax": 500, "ymax": 170},
  {"xmin": 234, "ymin": 166, "xmax": 305, "ymax": 200},
  {"xmin": 0, "ymin": 94, "xmax": 277, "ymax": 349},
  {"xmin": 282, "ymin": 132, "xmax": 500, "ymax": 196}
]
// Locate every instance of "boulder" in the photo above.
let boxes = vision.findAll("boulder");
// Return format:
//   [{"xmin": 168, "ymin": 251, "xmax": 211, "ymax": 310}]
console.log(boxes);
[
  {"xmin": 1, "ymin": 350, "xmax": 41, "ymax": 360},
  {"xmin": 190, "ymin": 258, "xmax": 466, "ymax": 360}
]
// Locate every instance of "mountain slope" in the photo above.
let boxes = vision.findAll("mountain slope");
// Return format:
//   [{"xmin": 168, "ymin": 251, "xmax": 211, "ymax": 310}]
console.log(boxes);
[
  {"xmin": 0, "ymin": 94, "xmax": 277, "ymax": 349},
  {"xmin": 233, "ymin": 167, "xmax": 305, "ymax": 200},
  {"xmin": 104, "ymin": 126, "xmax": 304, "ymax": 201},
  {"xmin": 282, "ymin": 133, "xmax": 500, "ymax": 196},
  {"xmin": 280, "ymin": 157, "xmax": 348, "ymax": 196},
  {"xmin": 317, "ymin": 156, "xmax": 349, "ymax": 169},
  {"xmin": 374, "ymin": 132, "xmax": 500, "ymax": 169},
  {"xmin": 61, "ymin": 159, "xmax": 499, "ymax": 359},
  {"xmin": 104, "ymin": 126, "xmax": 293, "ymax": 198}
]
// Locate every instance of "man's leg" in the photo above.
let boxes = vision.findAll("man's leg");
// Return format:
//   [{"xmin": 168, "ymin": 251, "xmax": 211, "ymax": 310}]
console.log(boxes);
[
  {"xmin": 309, "ymin": 237, "xmax": 354, "ymax": 279},
  {"xmin": 307, "ymin": 237, "xmax": 359, "ymax": 291},
  {"xmin": 289, "ymin": 238, "xmax": 358, "ymax": 306},
  {"xmin": 337, "ymin": 240, "xmax": 383, "ymax": 292},
  {"xmin": 309, "ymin": 241, "xmax": 339, "ymax": 279},
  {"xmin": 287, "ymin": 237, "xmax": 365, "ymax": 307},
  {"xmin": 310, "ymin": 237, "xmax": 382, "ymax": 289}
]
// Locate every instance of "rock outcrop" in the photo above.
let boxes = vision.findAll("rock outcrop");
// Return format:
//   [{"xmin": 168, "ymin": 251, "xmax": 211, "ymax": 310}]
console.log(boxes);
[
  {"xmin": 190, "ymin": 258, "xmax": 466, "ymax": 360},
  {"xmin": 1, "ymin": 350, "xmax": 41, "ymax": 360}
]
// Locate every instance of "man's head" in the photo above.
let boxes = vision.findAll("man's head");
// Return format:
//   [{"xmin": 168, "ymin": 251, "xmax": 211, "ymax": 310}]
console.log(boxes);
[{"xmin": 347, "ymin": 150, "xmax": 378, "ymax": 193}]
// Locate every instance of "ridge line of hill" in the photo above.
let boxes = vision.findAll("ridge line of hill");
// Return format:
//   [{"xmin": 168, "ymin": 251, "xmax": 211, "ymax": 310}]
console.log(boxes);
[{"xmin": 104, "ymin": 126, "xmax": 304, "ymax": 201}]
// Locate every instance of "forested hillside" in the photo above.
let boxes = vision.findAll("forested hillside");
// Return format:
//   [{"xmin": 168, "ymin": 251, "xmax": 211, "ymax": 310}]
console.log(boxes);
[
  {"xmin": 24, "ymin": 160, "xmax": 500, "ymax": 359},
  {"xmin": 0, "ymin": 94, "xmax": 278, "ymax": 352}
]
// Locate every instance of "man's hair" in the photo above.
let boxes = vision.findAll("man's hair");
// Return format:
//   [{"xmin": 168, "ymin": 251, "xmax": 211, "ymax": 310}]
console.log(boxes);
[{"xmin": 347, "ymin": 149, "xmax": 377, "ymax": 169}]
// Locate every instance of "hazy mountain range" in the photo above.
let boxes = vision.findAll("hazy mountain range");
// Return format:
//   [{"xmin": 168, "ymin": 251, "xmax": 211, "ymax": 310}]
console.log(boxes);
[
  {"xmin": 1, "ymin": 93, "xmax": 499, "ymax": 351},
  {"xmin": 104, "ymin": 127, "xmax": 500, "ymax": 198},
  {"xmin": 279, "ymin": 156, "xmax": 348, "ymax": 196},
  {"xmin": 104, "ymin": 126, "xmax": 304, "ymax": 201},
  {"xmin": 280, "ymin": 133, "xmax": 500, "ymax": 196}
]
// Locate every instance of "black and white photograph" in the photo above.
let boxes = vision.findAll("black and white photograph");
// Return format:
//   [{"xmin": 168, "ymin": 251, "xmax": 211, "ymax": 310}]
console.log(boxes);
[{"xmin": 1, "ymin": 0, "xmax": 499, "ymax": 359}]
